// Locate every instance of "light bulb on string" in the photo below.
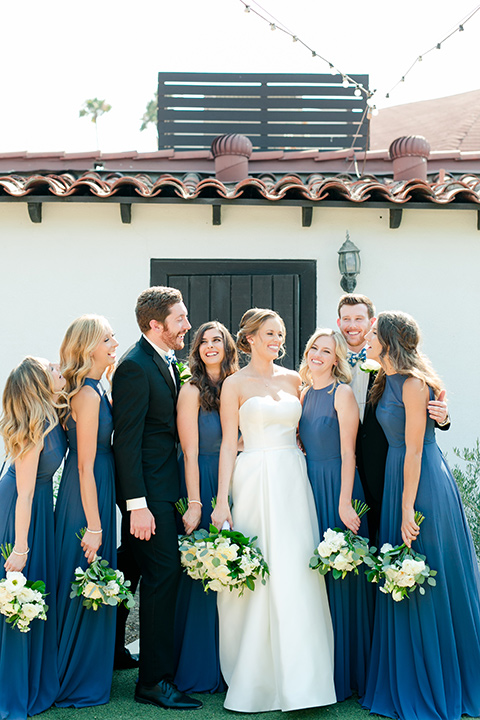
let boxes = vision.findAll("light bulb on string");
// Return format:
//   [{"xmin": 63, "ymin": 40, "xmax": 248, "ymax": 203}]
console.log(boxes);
[
  {"xmin": 312, "ymin": 50, "xmax": 316, "ymax": 57},
  {"xmin": 459, "ymin": 24, "xmax": 464, "ymax": 30},
  {"xmin": 418, "ymin": 56, "xmax": 422, "ymax": 62},
  {"xmin": 342, "ymin": 77, "xmax": 349, "ymax": 89},
  {"xmin": 244, "ymin": 4, "xmax": 250, "ymax": 11},
  {"xmin": 270, "ymin": 23, "xmax": 276, "ymax": 30},
  {"xmin": 329, "ymin": 64, "xmax": 336, "ymax": 75},
  {"xmin": 354, "ymin": 86, "xmax": 361, "ymax": 97},
  {"xmin": 372, "ymin": 106, "xmax": 379, "ymax": 116},
  {"xmin": 436, "ymin": 43, "xmax": 441, "ymax": 49},
  {"xmin": 292, "ymin": 35, "xmax": 298, "ymax": 42}
]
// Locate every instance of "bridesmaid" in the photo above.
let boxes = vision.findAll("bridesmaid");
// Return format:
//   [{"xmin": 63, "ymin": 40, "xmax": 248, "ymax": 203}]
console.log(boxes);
[
  {"xmin": 55, "ymin": 315, "xmax": 118, "ymax": 707},
  {"xmin": 298, "ymin": 329, "xmax": 374, "ymax": 702},
  {"xmin": 0, "ymin": 357, "xmax": 67, "ymax": 719},
  {"xmin": 174, "ymin": 321, "xmax": 238, "ymax": 693},
  {"xmin": 362, "ymin": 311, "xmax": 480, "ymax": 720}
]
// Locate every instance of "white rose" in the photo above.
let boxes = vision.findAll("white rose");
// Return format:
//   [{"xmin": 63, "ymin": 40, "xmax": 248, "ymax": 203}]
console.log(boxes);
[
  {"xmin": 4, "ymin": 572, "xmax": 27, "ymax": 593},
  {"xmin": 210, "ymin": 564, "xmax": 231, "ymax": 582},
  {"xmin": 384, "ymin": 567, "xmax": 400, "ymax": 582},
  {"xmin": 115, "ymin": 570, "xmax": 125, "ymax": 584},
  {"xmin": 219, "ymin": 545, "xmax": 239, "ymax": 562},
  {"xmin": 104, "ymin": 581, "xmax": 120, "ymax": 597},
  {"xmin": 380, "ymin": 543, "xmax": 394, "ymax": 554},
  {"xmin": 0, "ymin": 586, "xmax": 14, "ymax": 603},
  {"xmin": 395, "ymin": 571, "xmax": 415, "ymax": 588},
  {"xmin": 21, "ymin": 603, "xmax": 42, "ymax": 620},
  {"xmin": 332, "ymin": 555, "xmax": 351, "ymax": 572},
  {"xmin": 323, "ymin": 528, "xmax": 347, "ymax": 552},
  {"xmin": 206, "ymin": 579, "xmax": 225, "ymax": 593},
  {"xmin": 360, "ymin": 359, "xmax": 381, "ymax": 372},
  {"xmin": 16, "ymin": 587, "xmax": 36, "ymax": 603},
  {"xmin": 402, "ymin": 558, "xmax": 425, "ymax": 575},
  {"xmin": 392, "ymin": 589, "xmax": 404, "ymax": 602},
  {"xmin": 82, "ymin": 582, "xmax": 103, "ymax": 600}
]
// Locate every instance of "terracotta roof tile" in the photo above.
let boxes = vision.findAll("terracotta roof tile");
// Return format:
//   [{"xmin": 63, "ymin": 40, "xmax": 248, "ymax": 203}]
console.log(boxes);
[{"xmin": 0, "ymin": 171, "xmax": 479, "ymax": 205}]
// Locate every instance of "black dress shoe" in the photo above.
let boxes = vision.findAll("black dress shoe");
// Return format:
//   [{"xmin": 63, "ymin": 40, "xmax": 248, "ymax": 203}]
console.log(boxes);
[
  {"xmin": 135, "ymin": 679, "xmax": 202, "ymax": 710},
  {"xmin": 114, "ymin": 648, "xmax": 140, "ymax": 670}
]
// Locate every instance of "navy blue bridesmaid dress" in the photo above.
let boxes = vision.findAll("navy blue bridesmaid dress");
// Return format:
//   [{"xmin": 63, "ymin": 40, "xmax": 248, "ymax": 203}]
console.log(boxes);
[
  {"xmin": 363, "ymin": 374, "xmax": 480, "ymax": 720},
  {"xmin": 55, "ymin": 378, "xmax": 117, "ymax": 707},
  {"xmin": 0, "ymin": 422, "xmax": 66, "ymax": 720},
  {"xmin": 174, "ymin": 407, "xmax": 226, "ymax": 693},
  {"xmin": 299, "ymin": 384, "xmax": 374, "ymax": 702}
]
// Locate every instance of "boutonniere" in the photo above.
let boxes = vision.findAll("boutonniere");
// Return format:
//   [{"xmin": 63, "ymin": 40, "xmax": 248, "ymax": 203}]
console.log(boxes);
[
  {"xmin": 176, "ymin": 361, "xmax": 192, "ymax": 386},
  {"xmin": 359, "ymin": 359, "xmax": 381, "ymax": 374}
]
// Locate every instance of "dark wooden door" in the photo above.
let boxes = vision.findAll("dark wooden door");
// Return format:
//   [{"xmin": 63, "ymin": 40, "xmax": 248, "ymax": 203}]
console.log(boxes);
[{"xmin": 150, "ymin": 259, "xmax": 316, "ymax": 370}]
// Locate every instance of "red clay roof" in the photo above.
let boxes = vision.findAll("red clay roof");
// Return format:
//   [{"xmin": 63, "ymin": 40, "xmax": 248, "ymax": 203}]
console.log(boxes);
[{"xmin": 0, "ymin": 171, "xmax": 479, "ymax": 205}]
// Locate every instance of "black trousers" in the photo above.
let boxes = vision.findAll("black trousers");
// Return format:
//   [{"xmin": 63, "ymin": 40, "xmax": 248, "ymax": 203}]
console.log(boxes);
[{"xmin": 116, "ymin": 501, "xmax": 181, "ymax": 686}]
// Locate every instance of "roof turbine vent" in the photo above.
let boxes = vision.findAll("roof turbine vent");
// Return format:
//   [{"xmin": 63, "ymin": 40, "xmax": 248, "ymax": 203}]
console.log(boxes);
[
  {"xmin": 211, "ymin": 133, "xmax": 253, "ymax": 183},
  {"xmin": 389, "ymin": 135, "xmax": 430, "ymax": 182}
]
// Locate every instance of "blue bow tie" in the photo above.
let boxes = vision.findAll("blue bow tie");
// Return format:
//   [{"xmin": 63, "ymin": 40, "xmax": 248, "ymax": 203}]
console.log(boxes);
[
  {"xmin": 165, "ymin": 351, "xmax": 177, "ymax": 368},
  {"xmin": 347, "ymin": 348, "xmax": 367, "ymax": 367}
]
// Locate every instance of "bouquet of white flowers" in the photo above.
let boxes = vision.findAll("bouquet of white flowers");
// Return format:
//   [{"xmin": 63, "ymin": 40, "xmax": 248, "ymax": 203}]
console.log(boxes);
[
  {"xmin": 363, "ymin": 512, "xmax": 437, "ymax": 601},
  {"xmin": 309, "ymin": 500, "xmax": 371, "ymax": 580},
  {"xmin": 70, "ymin": 530, "xmax": 135, "ymax": 611},
  {"xmin": 178, "ymin": 523, "xmax": 269, "ymax": 596},
  {"xmin": 0, "ymin": 544, "xmax": 48, "ymax": 633}
]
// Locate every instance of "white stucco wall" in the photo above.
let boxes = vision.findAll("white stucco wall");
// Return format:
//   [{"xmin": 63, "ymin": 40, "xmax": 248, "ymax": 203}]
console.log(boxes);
[{"xmin": 0, "ymin": 199, "xmax": 478, "ymax": 463}]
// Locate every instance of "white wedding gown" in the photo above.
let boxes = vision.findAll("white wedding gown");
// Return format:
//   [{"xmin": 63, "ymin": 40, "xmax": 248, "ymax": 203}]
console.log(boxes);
[{"xmin": 218, "ymin": 391, "xmax": 336, "ymax": 712}]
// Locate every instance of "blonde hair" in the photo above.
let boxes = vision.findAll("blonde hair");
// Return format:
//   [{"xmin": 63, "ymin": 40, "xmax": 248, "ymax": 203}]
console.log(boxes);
[
  {"xmin": 237, "ymin": 308, "xmax": 286, "ymax": 359},
  {"xmin": 59, "ymin": 314, "xmax": 113, "ymax": 422},
  {"xmin": 299, "ymin": 329, "xmax": 352, "ymax": 390},
  {"xmin": 369, "ymin": 311, "xmax": 443, "ymax": 405},
  {"xmin": 0, "ymin": 357, "xmax": 60, "ymax": 460}
]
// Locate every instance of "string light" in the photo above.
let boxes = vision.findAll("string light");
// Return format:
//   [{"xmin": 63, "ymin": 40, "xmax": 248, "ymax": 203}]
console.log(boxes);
[
  {"xmin": 237, "ymin": 0, "xmax": 373, "ymax": 99},
  {"xmin": 383, "ymin": 3, "xmax": 480, "ymax": 99},
  {"xmin": 238, "ymin": 0, "xmax": 480, "ymax": 106}
]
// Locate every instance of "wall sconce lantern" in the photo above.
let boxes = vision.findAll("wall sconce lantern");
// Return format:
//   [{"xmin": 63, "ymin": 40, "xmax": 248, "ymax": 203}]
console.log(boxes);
[{"xmin": 338, "ymin": 232, "xmax": 361, "ymax": 292}]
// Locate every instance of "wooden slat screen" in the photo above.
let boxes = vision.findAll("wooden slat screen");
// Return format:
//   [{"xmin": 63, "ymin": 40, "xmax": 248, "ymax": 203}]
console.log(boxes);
[{"xmin": 157, "ymin": 72, "xmax": 370, "ymax": 152}]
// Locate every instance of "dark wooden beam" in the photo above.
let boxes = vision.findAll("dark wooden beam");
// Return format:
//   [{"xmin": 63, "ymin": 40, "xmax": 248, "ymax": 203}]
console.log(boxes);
[
  {"xmin": 389, "ymin": 208, "xmax": 403, "ymax": 229},
  {"xmin": 477, "ymin": 210, "xmax": 480, "ymax": 230},
  {"xmin": 212, "ymin": 205, "xmax": 221, "ymax": 226},
  {"xmin": 27, "ymin": 202, "xmax": 42, "ymax": 223},
  {"xmin": 120, "ymin": 203, "xmax": 132, "ymax": 224},
  {"xmin": 302, "ymin": 206, "xmax": 313, "ymax": 227}
]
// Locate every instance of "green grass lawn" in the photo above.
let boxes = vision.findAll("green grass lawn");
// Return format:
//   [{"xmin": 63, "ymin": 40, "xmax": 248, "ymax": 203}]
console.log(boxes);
[{"xmin": 41, "ymin": 670, "xmax": 371, "ymax": 720}]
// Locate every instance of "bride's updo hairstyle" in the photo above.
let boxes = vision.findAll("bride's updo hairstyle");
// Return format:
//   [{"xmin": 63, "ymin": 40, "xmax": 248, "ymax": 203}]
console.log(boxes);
[
  {"xmin": 0, "ymin": 357, "xmax": 60, "ymax": 460},
  {"xmin": 59, "ymin": 314, "xmax": 113, "ymax": 423},
  {"xmin": 369, "ymin": 311, "xmax": 442, "ymax": 406},
  {"xmin": 299, "ymin": 329, "xmax": 351, "ymax": 389},
  {"xmin": 237, "ymin": 308, "xmax": 286, "ymax": 359}
]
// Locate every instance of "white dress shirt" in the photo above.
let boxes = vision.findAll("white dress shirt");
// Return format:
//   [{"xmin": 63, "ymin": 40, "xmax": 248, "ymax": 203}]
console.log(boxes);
[{"xmin": 349, "ymin": 358, "xmax": 370, "ymax": 424}]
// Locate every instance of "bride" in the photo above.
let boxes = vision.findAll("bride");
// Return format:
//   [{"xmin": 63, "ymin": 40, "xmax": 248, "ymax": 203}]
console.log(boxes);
[{"xmin": 211, "ymin": 308, "xmax": 336, "ymax": 713}]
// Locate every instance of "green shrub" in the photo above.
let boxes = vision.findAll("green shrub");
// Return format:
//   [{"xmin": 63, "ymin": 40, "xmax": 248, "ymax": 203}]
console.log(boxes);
[{"xmin": 453, "ymin": 441, "xmax": 480, "ymax": 560}]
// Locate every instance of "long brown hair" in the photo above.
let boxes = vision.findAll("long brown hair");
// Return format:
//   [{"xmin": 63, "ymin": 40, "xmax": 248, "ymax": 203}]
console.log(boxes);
[
  {"xmin": 189, "ymin": 321, "xmax": 238, "ymax": 412},
  {"xmin": 369, "ymin": 311, "xmax": 442, "ymax": 405}
]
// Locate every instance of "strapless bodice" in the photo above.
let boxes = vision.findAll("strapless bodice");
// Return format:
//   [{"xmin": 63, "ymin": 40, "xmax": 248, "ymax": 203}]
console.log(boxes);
[{"xmin": 239, "ymin": 392, "xmax": 301, "ymax": 452}]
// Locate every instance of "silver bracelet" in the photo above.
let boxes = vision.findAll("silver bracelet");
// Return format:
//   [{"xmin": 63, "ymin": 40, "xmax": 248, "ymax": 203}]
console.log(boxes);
[
  {"xmin": 12, "ymin": 547, "xmax": 30, "ymax": 556},
  {"xmin": 86, "ymin": 528, "xmax": 103, "ymax": 534},
  {"xmin": 188, "ymin": 499, "xmax": 203, "ymax": 507}
]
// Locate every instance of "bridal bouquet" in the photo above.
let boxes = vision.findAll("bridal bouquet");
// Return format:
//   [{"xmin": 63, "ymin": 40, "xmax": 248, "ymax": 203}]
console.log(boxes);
[
  {"xmin": 178, "ymin": 523, "xmax": 269, "ymax": 596},
  {"xmin": 363, "ymin": 512, "xmax": 437, "ymax": 601},
  {"xmin": 309, "ymin": 500, "xmax": 371, "ymax": 579},
  {"xmin": 0, "ymin": 544, "xmax": 48, "ymax": 633},
  {"xmin": 70, "ymin": 530, "xmax": 135, "ymax": 611}
]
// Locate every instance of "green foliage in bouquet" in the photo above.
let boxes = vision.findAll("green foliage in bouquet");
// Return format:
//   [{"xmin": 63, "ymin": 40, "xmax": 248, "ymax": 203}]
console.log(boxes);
[
  {"xmin": 310, "ymin": 500, "xmax": 371, "ymax": 580},
  {"xmin": 363, "ymin": 512, "xmax": 437, "ymax": 601}
]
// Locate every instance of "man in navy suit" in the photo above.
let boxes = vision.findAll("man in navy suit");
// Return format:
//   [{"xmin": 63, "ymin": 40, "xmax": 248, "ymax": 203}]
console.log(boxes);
[
  {"xmin": 113, "ymin": 286, "xmax": 201, "ymax": 710},
  {"xmin": 336, "ymin": 293, "xmax": 449, "ymax": 541}
]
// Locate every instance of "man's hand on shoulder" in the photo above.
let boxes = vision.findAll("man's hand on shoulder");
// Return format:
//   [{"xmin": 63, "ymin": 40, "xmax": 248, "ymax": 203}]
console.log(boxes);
[{"xmin": 130, "ymin": 507, "xmax": 156, "ymax": 541}]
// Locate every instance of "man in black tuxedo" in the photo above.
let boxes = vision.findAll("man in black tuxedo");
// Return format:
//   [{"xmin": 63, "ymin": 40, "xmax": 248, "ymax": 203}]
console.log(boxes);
[
  {"xmin": 112, "ymin": 286, "xmax": 201, "ymax": 710},
  {"xmin": 336, "ymin": 293, "xmax": 449, "ymax": 542}
]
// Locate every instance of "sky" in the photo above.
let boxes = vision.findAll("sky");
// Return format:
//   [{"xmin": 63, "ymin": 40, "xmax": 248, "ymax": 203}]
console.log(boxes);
[{"xmin": 1, "ymin": 0, "xmax": 478, "ymax": 154}]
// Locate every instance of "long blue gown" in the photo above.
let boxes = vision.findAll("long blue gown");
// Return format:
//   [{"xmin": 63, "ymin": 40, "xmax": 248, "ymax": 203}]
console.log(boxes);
[
  {"xmin": 363, "ymin": 374, "xmax": 480, "ymax": 720},
  {"xmin": 55, "ymin": 378, "xmax": 117, "ymax": 708},
  {"xmin": 0, "ymin": 422, "xmax": 66, "ymax": 720},
  {"xmin": 174, "ymin": 407, "xmax": 226, "ymax": 693},
  {"xmin": 299, "ymin": 384, "xmax": 374, "ymax": 702}
]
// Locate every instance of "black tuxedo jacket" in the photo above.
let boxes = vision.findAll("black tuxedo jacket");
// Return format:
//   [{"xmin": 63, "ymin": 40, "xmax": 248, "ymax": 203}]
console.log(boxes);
[{"xmin": 112, "ymin": 336, "xmax": 180, "ymax": 505}]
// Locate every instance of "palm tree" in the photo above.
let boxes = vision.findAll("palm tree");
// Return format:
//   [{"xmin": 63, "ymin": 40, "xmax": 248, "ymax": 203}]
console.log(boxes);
[
  {"xmin": 79, "ymin": 98, "xmax": 112, "ymax": 149},
  {"xmin": 140, "ymin": 91, "xmax": 158, "ymax": 144}
]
